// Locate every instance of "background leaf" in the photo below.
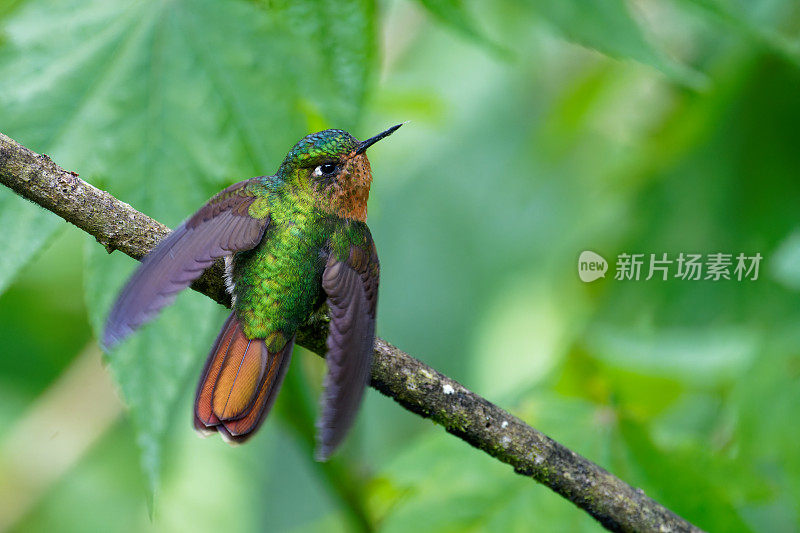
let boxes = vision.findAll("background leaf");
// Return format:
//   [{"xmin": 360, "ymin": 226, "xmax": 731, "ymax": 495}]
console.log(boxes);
[
  {"xmin": 676, "ymin": 0, "xmax": 800, "ymax": 65},
  {"xmin": 0, "ymin": 190, "xmax": 60, "ymax": 295},
  {"xmin": 414, "ymin": 0, "xmax": 507, "ymax": 55},
  {"xmin": 521, "ymin": 0, "xmax": 706, "ymax": 87},
  {"xmin": 0, "ymin": 0, "xmax": 377, "ymax": 499}
]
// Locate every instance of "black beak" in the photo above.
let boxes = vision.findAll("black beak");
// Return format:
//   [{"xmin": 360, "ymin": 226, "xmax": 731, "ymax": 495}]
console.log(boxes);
[{"xmin": 355, "ymin": 123, "xmax": 404, "ymax": 155}]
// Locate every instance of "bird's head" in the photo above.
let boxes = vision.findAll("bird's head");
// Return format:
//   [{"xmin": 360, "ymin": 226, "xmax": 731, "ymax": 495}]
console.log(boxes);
[{"xmin": 278, "ymin": 124, "xmax": 403, "ymax": 221}]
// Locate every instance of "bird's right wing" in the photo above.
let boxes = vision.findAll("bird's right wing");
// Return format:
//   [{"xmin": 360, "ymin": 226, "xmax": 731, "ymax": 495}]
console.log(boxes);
[
  {"xmin": 103, "ymin": 178, "xmax": 271, "ymax": 348},
  {"xmin": 316, "ymin": 232, "xmax": 379, "ymax": 460}
]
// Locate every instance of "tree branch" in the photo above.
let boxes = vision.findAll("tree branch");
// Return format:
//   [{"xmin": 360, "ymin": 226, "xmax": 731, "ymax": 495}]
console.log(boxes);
[{"xmin": 0, "ymin": 131, "xmax": 702, "ymax": 533}]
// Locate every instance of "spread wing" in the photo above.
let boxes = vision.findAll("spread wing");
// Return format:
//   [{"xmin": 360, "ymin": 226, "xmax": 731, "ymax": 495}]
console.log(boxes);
[
  {"xmin": 103, "ymin": 178, "xmax": 270, "ymax": 349},
  {"xmin": 316, "ymin": 234, "xmax": 379, "ymax": 460}
]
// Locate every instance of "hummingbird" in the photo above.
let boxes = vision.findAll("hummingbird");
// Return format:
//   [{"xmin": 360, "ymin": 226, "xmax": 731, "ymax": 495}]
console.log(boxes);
[{"xmin": 103, "ymin": 124, "xmax": 402, "ymax": 460}]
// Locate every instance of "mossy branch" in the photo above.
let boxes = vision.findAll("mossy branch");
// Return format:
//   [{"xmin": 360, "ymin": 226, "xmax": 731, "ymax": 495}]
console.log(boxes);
[{"xmin": 0, "ymin": 131, "xmax": 702, "ymax": 533}]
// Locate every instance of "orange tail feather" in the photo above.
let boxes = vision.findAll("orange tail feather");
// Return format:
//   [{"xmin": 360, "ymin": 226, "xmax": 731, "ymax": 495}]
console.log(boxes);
[{"xmin": 194, "ymin": 313, "xmax": 293, "ymax": 443}]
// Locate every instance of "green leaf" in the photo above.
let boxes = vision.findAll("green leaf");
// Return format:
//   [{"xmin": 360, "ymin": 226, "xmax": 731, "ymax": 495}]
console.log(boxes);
[
  {"xmin": 729, "ymin": 333, "xmax": 800, "ymax": 530},
  {"xmin": 0, "ymin": 189, "xmax": 61, "ymax": 296},
  {"xmin": 617, "ymin": 417, "xmax": 754, "ymax": 531},
  {"xmin": 261, "ymin": 0, "xmax": 378, "ymax": 126},
  {"xmin": 84, "ymin": 242, "xmax": 223, "ymax": 502},
  {"xmin": 677, "ymin": 0, "xmax": 800, "ymax": 65},
  {"xmin": 0, "ymin": 0, "xmax": 375, "ymax": 500},
  {"xmin": 524, "ymin": 0, "xmax": 706, "ymax": 87},
  {"xmin": 415, "ymin": 0, "xmax": 507, "ymax": 56},
  {"xmin": 376, "ymin": 397, "xmax": 607, "ymax": 532}
]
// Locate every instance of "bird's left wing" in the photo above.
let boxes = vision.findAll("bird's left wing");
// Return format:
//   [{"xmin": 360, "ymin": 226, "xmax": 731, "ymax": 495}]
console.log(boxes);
[
  {"xmin": 316, "ymin": 232, "xmax": 379, "ymax": 460},
  {"xmin": 103, "ymin": 178, "xmax": 271, "ymax": 349}
]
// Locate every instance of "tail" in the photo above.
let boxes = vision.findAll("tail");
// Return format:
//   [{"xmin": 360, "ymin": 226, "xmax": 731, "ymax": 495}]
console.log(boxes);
[{"xmin": 194, "ymin": 312, "xmax": 293, "ymax": 443}]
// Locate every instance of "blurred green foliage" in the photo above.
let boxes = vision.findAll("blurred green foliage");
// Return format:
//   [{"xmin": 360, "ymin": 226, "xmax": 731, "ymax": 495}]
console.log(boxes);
[{"xmin": 0, "ymin": 0, "xmax": 799, "ymax": 531}]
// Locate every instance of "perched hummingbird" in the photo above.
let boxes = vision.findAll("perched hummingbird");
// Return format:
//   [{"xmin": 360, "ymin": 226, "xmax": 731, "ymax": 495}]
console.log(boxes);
[{"xmin": 103, "ymin": 124, "xmax": 402, "ymax": 460}]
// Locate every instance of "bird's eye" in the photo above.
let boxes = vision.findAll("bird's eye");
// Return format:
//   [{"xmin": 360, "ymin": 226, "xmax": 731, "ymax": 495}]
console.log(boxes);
[{"xmin": 313, "ymin": 163, "xmax": 338, "ymax": 177}]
